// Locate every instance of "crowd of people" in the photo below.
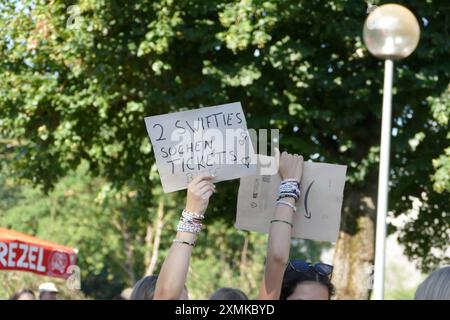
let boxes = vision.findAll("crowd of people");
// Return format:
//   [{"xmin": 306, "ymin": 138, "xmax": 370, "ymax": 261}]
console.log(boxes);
[
  {"xmin": 10, "ymin": 282, "xmax": 59, "ymax": 300},
  {"xmin": 9, "ymin": 152, "xmax": 450, "ymax": 300}
]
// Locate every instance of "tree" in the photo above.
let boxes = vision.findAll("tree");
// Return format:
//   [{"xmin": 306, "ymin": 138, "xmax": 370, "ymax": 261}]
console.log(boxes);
[{"xmin": 1, "ymin": 0, "xmax": 448, "ymax": 299}]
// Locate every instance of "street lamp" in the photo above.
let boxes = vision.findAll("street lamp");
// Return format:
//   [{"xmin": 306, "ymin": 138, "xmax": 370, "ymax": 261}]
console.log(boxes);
[{"xmin": 363, "ymin": 4, "xmax": 420, "ymax": 300}]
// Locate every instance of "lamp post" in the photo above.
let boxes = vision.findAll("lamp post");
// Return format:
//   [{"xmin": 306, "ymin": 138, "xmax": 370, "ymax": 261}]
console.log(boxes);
[{"xmin": 363, "ymin": 4, "xmax": 420, "ymax": 300}]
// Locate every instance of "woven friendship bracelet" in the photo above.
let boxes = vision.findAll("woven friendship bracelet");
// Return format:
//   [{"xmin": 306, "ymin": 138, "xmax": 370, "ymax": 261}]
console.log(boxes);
[
  {"xmin": 279, "ymin": 186, "xmax": 301, "ymax": 197},
  {"xmin": 278, "ymin": 180, "xmax": 301, "ymax": 201}
]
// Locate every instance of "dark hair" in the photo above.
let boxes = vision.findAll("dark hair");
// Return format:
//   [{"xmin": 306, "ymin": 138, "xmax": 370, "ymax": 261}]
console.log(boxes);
[
  {"xmin": 10, "ymin": 288, "xmax": 35, "ymax": 300},
  {"xmin": 280, "ymin": 268, "xmax": 335, "ymax": 300},
  {"xmin": 130, "ymin": 275, "xmax": 158, "ymax": 300},
  {"xmin": 209, "ymin": 287, "xmax": 248, "ymax": 300}
]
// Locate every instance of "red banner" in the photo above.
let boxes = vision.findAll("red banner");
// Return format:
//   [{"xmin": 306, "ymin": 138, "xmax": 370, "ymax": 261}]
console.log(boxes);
[{"xmin": 0, "ymin": 228, "xmax": 77, "ymax": 279}]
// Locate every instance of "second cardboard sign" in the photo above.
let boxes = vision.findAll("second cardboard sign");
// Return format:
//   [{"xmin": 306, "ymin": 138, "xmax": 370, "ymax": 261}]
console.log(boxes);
[{"xmin": 235, "ymin": 156, "xmax": 347, "ymax": 242}]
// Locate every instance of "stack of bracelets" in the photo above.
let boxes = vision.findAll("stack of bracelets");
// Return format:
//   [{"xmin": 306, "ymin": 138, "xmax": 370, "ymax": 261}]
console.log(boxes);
[
  {"xmin": 271, "ymin": 179, "xmax": 301, "ymax": 228},
  {"xmin": 278, "ymin": 179, "xmax": 301, "ymax": 201},
  {"xmin": 173, "ymin": 209, "xmax": 204, "ymax": 247}
]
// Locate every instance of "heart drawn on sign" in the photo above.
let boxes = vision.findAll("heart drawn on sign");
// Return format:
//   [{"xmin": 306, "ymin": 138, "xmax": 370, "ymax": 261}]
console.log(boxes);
[
  {"xmin": 241, "ymin": 156, "xmax": 251, "ymax": 168},
  {"xmin": 238, "ymin": 132, "xmax": 248, "ymax": 146}
]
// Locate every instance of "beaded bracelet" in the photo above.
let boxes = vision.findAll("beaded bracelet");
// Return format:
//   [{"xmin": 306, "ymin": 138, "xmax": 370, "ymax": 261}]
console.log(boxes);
[
  {"xmin": 181, "ymin": 213, "xmax": 202, "ymax": 225},
  {"xmin": 177, "ymin": 219, "xmax": 202, "ymax": 234},
  {"xmin": 182, "ymin": 209, "xmax": 204, "ymax": 221}
]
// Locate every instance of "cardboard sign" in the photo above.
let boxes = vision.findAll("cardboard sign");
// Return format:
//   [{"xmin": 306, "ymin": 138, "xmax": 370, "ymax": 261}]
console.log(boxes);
[
  {"xmin": 144, "ymin": 102, "xmax": 257, "ymax": 193},
  {"xmin": 235, "ymin": 156, "xmax": 347, "ymax": 242}
]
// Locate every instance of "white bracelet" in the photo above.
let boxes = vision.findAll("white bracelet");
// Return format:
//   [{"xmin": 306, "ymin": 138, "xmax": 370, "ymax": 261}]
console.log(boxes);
[
  {"xmin": 276, "ymin": 200, "xmax": 297, "ymax": 213},
  {"xmin": 182, "ymin": 209, "xmax": 204, "ymax": 220}
]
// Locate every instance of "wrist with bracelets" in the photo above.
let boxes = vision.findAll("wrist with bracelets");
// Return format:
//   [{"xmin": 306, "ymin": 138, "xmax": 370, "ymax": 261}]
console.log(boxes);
[
  {"xmin": 277, "ymin": 179, "xmax": 301, "ymax": 202},
  {"xmin": 176, "ymin": 209, "xmax": 204, "ymax": 236},
  {"xmin": 275, "ymin": 179, "xmax": 300, "ymax": 214}
]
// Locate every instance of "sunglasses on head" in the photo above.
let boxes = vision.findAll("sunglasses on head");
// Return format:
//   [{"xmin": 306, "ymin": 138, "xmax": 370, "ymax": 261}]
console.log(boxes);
[{"xmin": 288, "ymin": 259, "xmax": 333, "ymax": 278}]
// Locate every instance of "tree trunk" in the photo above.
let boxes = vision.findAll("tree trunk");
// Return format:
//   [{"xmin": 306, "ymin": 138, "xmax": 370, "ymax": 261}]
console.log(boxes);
[
  {"xmin": 239, "ymin": 234, "xmax": 249, "ymax": 284},
  {"xmin": 145, "ymin": 198, "xmax": 164, "ymax": 276},
  {"xmin": 332, "ymin": 171, "xmax": 377, "ymax": 300},
  {"xmin": 122, "ymin": 220, "xmax": 136, "ymax": 285},
  {"xmin": 112, "ymin": 209, "xmax": 136, "ymax": 286}
]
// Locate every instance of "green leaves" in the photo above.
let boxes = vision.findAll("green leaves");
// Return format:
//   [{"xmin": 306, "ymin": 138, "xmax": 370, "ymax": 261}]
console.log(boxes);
[
  {"xmin": 432, "ymin": 147, "xmax": 450, "ymax": 193},
  {"xmin": 137, "ymin": 1, "xmax": 182, "ymax": 57},
  {"xmin": 203, "ymin": 61, "xmax": 262, "ymax": 87},
  {"xmin": 217, "ymin": 0, "xmax": 276, "ymax": 52}
]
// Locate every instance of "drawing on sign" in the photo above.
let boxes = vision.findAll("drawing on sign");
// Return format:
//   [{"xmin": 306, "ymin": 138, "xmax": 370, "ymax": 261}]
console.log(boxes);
[
  {"xmin": 252, "ymin": 178, "xmax": 259, "ymax": 199},
  {"xmin": 304, "ymin": 180, "xmax": 315, "ymax": 219}
]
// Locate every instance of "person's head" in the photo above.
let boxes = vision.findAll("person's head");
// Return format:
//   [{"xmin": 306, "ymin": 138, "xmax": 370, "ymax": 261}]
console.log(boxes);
[
  {"xmin": 131, "ymin": 275, "xmax": 158, "ymax": 300},
  {"xmin": 280, "ymin": 260, "xmax": 335, "ymax": 300},
  {"xmin": 209, "ymin": 288, "xmax": 248, "ymax": 300},
  {"xmin": 415, "ymin": 266, "xmax": 450, "ymax": 300},
  {"xmin": 130, "ymin": 275, "xmax": 189, "ymax": 300},
  {"xmin": 38, "ymin": 282, "xmax": 59, "ymax": 300},
  {"xmin": 10, "ymin": 288, "xmax": 36, "ymax": 300}
]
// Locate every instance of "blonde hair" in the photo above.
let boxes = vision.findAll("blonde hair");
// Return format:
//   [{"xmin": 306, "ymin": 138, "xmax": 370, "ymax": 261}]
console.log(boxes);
[{"xmin": 414, "ymin": 266, "xmax": 450, "ymax": 300}]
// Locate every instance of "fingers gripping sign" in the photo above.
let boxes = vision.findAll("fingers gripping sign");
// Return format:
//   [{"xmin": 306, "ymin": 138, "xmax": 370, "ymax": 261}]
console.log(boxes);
[
  {"xmin": 185, "ymin": 175, "xmax": 215, "ymax": 215},
  {"xmin": 279, "ymin": 151, "xmax": 304, "ymax": 183}
]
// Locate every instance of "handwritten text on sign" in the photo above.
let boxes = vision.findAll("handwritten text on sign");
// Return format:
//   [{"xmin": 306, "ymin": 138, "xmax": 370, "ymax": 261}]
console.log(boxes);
[{"xmin": 144, "ymin": 102, "xmax": 257, "ymax": 192}]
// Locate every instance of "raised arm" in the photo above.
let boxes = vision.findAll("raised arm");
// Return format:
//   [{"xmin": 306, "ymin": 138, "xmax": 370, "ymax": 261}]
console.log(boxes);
[
  {"xmin": 154, "ymin": 175, "xmax": 215, "ymax": 300},
  {"xmin": 259, "ymin": 152, "xmax": 303, "ymax": 299}
]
